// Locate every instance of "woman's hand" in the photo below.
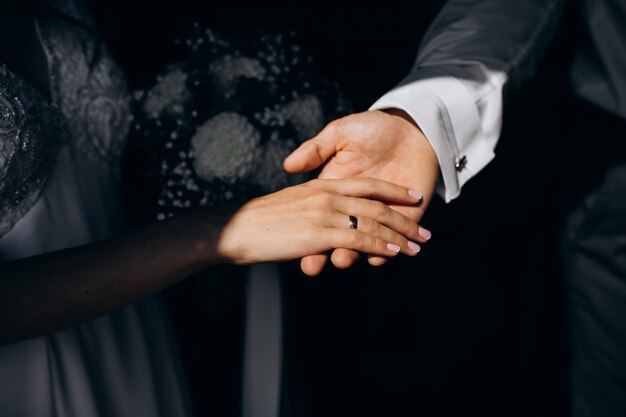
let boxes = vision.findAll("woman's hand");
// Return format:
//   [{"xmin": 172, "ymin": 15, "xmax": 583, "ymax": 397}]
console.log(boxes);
[
  {"xmin": 0, "ymin": 178, "xmax": 426, "ymax": 343},
  {"xmin": 214, "ymin": 178, "xmax": 429, "ymax": 271}
]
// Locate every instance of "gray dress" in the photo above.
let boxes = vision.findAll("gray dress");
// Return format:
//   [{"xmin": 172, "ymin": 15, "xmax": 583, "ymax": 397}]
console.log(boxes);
[{"xmin": 0, "ymin": 1, "xmax": 194, "ymax": 415}]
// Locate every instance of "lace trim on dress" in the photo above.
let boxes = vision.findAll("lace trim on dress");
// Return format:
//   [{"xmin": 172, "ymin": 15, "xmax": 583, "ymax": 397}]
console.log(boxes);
[
  {"xmin": 36, "ymin": 0, "xmax": 131, "ymax": 173},
  {"xmin": 0, "ymin": 64, "xmax": 68, "ymax": 237}
]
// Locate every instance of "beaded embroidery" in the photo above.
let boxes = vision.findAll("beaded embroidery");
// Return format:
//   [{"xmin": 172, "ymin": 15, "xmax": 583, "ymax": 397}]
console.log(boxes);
[{"xmin": 0, "ymin": 64, "xmax": 67, "ymax": 236}]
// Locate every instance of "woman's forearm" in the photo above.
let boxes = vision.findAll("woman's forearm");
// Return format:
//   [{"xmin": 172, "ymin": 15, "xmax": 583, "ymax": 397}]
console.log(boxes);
[{"xmin": 0, "ymin": 209, "xmax": 223, "ymax": 345}]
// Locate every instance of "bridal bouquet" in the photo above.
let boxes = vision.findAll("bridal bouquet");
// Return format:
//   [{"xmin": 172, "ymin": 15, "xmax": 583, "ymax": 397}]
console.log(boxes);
[{"xmin": 131, "ymin": 25, "xmax": 351, "ymax": 220}]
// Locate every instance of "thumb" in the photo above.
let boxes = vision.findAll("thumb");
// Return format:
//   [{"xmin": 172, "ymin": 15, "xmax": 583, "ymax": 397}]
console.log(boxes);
[{"xmin": 283, "ymin": 127, "xmax": 338, "ymax": 174}]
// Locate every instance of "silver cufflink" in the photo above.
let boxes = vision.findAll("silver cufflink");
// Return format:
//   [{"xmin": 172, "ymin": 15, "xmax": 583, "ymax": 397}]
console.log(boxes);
[{"xmin": 454, "ymin": 155, "xmax": 467, "ymax": 171}]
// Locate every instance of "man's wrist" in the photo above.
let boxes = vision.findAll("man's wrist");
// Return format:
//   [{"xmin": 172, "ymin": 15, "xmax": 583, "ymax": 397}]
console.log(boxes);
[
  {"xmin": 381, "ymin": 108, "xmax": 421, "ymax": 129},
  {"xmin": 380, "ymin": 108, "xmax": 439, "ymax": 174}
]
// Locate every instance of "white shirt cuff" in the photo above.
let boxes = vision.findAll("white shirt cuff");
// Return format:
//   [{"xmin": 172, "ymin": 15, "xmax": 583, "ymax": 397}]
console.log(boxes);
[{"xmin": 370, "ymin": 69, "xmax": 496, "ymax": 203}]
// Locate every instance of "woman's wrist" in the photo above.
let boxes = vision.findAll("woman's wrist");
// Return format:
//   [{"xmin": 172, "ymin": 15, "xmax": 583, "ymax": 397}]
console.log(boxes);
[{"xmin": 168, "ymin": 207, "xmax": 235, "ymax": 268}]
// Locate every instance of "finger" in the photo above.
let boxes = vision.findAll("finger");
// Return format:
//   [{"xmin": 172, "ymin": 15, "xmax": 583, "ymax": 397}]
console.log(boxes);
[
  {"xmin": 307, "ymin": 177, "xmax": 423, "ymax": 205},
  {"xmin": 367, "ymin": 255, "xmax": 389, "ymax": 267},
  {"xmin": 322, "ymin": 228, "xmax": 402, "ymax": 257},
  {"xmin": 334, "ymin": 197, "xmax": 428, "ymax": 243},
  {"xmin": 387, "ymin": 204, "xmax": 424, "ymax": 224},
  {"xmin": 301, "ymin": 254, "xmax": 329, "ymax": 277},
  {"xmin": 283, "ymin": 126, "xmax": 337, "ymax": 174},
  {"xmin": 330, "ymin": 248, "xmax": 360, "ymax": 269},
  {"xmin": 327, "ymin": 212, "xmax": 421, "ymax": 256}
]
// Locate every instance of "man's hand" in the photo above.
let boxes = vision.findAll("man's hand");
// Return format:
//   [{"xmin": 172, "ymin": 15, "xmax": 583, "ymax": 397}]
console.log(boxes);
[{"xmin": 283, "ymin": 109, "xmax": 440, "ymax": 276}]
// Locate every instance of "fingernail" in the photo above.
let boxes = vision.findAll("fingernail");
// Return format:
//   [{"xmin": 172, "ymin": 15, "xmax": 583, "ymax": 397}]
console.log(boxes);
[
  {"xmin": 418, "ymin": 227, "xmax": 432, "ymax": 240},
  {"xmin": 408, "ymin": 189, "xmax": 423, "ymax": 202},
  {"xmin": 408, "ymin": 241, "xmax": 421, "ymax": 253},
  {"xmin": 386, "ymin": 243, "xmax": 401, "ymax": 253}
]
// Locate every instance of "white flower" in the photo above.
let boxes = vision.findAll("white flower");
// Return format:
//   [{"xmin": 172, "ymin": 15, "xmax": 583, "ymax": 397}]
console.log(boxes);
[
  {"xmin": 208, "ymin": 56, "xmax": 266, "ymax": 97},
  {"xmin": 191, "ymin": 113, "xmax": 261, "ymax": 183},
  {"xmin": 253, "ymin": 140, "xmax": 307, "ymax": 192},
  {"xmin": 143, "ymin": 69, "xmax": 189, "ymax": 118},
  {"xmin": 282, "ymin": 96, "xmax": 324, "ymax": 139}
]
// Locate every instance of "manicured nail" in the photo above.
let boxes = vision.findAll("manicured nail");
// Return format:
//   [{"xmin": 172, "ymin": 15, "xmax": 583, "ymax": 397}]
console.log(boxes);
[
  {"xmin": 408, "ymin": 241, "xmax": 421, "ymax": 253},
  {"xmin": 387, "ymin": 243, "xmax": 401, "ymax": 253},
  {"xmin": 408, "ymin": 189, "xmax": 423, "ymax": 202},
  {"xmin": 418, "ymin": 227, "xmax": 432, "ymax": 240}
]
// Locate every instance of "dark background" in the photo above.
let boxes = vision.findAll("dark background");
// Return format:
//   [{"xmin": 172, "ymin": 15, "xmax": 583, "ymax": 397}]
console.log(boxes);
[{"xmin": 89, "ymin": 1, "xmax": 590, "ymax": 416}]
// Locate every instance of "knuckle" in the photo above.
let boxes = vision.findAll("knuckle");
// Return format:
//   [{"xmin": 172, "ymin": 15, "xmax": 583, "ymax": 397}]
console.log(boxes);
[
  {"xmin": 372, "ymin": 201, "xmax": 388, "ymax": 218},
  {"xmin": 373, "ymin": 237, "xmax": 387, "ymax": 253},
  {"xmin": 398, "ymin": 216, "xmax": 415, "ymax": 235},
  {"xmin": 316, "ymin": 209, "xmax": 334, "ymax": 224},
  {"xmin": 410, "ymin": 220, "xmax": 421, "ymax": 237},
  {"xmin": 346, "ymin": 229, "xmax": 363, "ymax": 247},
  {"xmin": 359, "ymin": 216, "xmax": 374, "ymax": 233},
  {"xmin": 365, "ymin": 177, "xmax": 377, "ymax": 189},
  {"xmin": 360, "ymin": 177, "xmax": 376, "ymax": 194},
  {"xmin": 309, "ymin": 192, "xmax": 332, "ymax": 208}
]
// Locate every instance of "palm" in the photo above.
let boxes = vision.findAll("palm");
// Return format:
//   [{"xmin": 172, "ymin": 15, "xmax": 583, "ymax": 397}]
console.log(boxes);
[{"xmin": 316, "ymin": 111, "xmax": 438, "ymax": 220}]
